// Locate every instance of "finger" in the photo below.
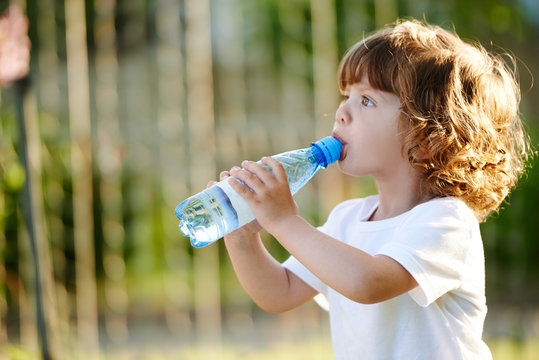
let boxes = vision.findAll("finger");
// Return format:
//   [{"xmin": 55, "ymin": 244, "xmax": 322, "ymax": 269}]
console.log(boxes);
[
  {"xmin": 241, "ymin": 160, "xmax": 275, "ymax": 184},
  {"xmin": 207, "ymin": 180, "xmax": 217, "ymax": 188},
  {"xmin": 227, "ymin": 176, "xmax": 255, "ymax": 200},
  {"xmin": 260, "ymin": 156, "xmax": 287, "ymax": 182},
  {"xmin": 230, "ymin": 166, "xmax": 263, "ymax": 191}
]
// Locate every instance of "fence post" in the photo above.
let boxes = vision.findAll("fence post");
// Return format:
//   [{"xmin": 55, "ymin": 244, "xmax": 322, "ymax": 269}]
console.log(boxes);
[
  {"xmin": 64, "ymin": 0, "xmax": 100, "ymax": 354},
  {"xmin": 94, "ymin": 0, "xmax": 130, "ymax": 347},
  {"xmin": 184, "ymin": 0, "xmax": 222, "ymax": 350},
  {"xmin": 154, "ymin": 0, "xmax": 193, "ymax": 337},
  {"xmin": 311, "ymin": 0, "xmax": 348, "ymax": 214},
  {"xmin": 14, "ymin": 77, "xmax": 59, "ymax": 359}
]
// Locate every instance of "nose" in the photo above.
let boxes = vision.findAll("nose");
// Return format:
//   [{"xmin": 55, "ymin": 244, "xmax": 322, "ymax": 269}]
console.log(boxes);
[{"xmin": 335, "ymin": 103, "xmax": 350, "ymax": 126}]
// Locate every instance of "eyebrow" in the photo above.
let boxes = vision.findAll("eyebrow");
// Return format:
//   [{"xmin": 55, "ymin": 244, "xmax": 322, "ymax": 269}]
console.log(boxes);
[
  {"xmin": 352, "ymin": 82, "xmax": 399, "ymax": 105},
  {"xmin": 348, "ymin": 83, "xmax": 382, "ymax": 101}
]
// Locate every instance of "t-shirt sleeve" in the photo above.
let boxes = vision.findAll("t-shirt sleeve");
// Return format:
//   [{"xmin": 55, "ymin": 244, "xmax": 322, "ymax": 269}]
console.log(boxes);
[{"xmin": 376, "ymin": 200, "xmax": 476, "ymax": 307}]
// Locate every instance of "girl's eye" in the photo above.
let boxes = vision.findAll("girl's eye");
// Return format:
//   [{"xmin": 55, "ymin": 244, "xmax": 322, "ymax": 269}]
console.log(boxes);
[{"xmin": 361, "ymin": 96, "xmax": 374, "ymax": 107}]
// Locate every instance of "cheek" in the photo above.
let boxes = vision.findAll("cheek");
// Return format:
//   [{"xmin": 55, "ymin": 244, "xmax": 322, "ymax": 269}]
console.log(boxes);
[{"xmin": 360, "ymin": 128, "xmax": 402, "ymax": 162}]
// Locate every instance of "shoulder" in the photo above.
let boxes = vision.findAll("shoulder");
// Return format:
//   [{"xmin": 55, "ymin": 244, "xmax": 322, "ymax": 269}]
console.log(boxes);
[
  {"xmin": 385, "ymin": 197, "xmax": 481, "ymax": 258},
  {"xmin": 390, "ymin": 197, "xmax": 482, "ymax": 261},
  {"xmin": 378, "ymin": 198, "xmax": 484, "ymax": 307},
  {"xmin": 403, "ymin": 197, "xmax": 478, "ymax": 229}
]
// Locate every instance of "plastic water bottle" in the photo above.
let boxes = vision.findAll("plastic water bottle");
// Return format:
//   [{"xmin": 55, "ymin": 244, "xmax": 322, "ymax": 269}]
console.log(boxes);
[{"xmin": 175, "ymin": 136, "xmax": 342, "ymax": 248}]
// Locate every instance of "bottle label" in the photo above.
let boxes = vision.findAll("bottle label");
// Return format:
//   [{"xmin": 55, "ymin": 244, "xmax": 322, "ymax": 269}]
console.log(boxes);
[{"xmin": 216, "ymin": 179, "xmax": 256, "ymax": 226}]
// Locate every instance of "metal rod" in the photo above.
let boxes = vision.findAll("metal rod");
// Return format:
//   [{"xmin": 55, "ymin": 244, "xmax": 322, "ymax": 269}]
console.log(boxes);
[{"xmin": 14, "ymin": 78, "xmax": 51, "ymax": 360}]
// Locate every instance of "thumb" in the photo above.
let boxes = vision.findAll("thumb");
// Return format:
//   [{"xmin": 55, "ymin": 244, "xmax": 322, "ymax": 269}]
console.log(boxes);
[{"xmin": 220, "ymin": 170, "xmax": 232, "ymax": 181}]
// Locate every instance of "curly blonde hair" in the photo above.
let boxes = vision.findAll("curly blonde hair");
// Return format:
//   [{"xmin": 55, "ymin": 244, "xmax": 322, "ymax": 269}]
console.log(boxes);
[{"xmin": 339, "ymin": 19, "xmax": 531, "ymax": 222}]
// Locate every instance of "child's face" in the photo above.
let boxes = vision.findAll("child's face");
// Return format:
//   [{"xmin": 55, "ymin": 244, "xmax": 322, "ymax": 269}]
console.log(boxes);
[{"xmin": 332, "ymin": 75, "xmax": 405, "ymax": 179}]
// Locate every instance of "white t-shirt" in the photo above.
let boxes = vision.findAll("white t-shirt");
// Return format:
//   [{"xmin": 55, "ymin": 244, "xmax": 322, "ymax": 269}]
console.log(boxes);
[{"xmin": 283, "ymin": 195, "xmax": 492, "ymax": 360}]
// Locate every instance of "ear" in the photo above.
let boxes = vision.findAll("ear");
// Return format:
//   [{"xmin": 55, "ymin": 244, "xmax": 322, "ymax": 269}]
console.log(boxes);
[
  {"xmin": 406, "ymin": 142, "xmax": 432, "ymax": 172},
  {"xmin": 413, "ymin": 143, "xmax": 430, "ymax": 161}
]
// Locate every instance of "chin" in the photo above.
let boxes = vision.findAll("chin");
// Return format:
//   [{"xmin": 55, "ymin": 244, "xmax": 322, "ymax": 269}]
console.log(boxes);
[
  {"xmin": 337, "ymin": 160, "xmax": 367, "ymax": 177},
  {"xmin": 336, "ymin": 161, "xmax": 354, "ymax": 176}
]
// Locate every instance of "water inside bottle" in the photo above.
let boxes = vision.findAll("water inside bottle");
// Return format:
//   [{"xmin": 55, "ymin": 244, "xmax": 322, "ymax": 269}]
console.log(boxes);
[
  {"xmin": 277, "ymin": 149, "xmax": 318, "ymax": 194},
  {"xmin": 175, "ymin": 146, "xmax": 326, "ymax": 247},
  {"xmin": 176, "ymin": 186, "xmax": 239, "ymax": 247}
]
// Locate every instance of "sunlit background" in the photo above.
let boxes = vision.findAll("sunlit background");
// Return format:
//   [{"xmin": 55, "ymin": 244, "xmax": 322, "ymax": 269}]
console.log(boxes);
[{"xmin": 1, "ymin": 0, "xmax": 538, "ymax": 359}]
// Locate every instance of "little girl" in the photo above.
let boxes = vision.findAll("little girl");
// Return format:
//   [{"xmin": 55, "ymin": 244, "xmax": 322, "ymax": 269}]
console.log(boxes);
[{"xmin": 214, "ymin": 19, "xmax": 530, "ymax": 359}]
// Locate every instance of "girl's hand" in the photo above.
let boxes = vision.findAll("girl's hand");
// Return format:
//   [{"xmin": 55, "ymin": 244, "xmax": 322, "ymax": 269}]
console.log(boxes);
[
  {"xmin": 228, "ymin": 157, "xmax": 298, "ymax": 232},
  {"xmin": 207, "ymin": 170, "xmax": 262, "ymax": 240}
]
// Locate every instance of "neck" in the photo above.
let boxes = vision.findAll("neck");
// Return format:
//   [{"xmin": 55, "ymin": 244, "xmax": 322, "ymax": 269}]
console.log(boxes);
[{"xmin": 370, "ymin": 166, "xmax": 431, "ymax": 221}]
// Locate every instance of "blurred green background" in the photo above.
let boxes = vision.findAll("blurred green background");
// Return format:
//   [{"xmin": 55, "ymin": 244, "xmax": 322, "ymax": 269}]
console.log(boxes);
[{"xmin": 1, "ymin": 0, "xmax": 538, "ymax": 359}]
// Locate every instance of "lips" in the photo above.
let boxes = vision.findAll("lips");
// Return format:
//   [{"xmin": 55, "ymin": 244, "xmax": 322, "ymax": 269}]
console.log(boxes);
[
  {"xmin": 339, "ymin": 144, "xmax": 347, "ymax": 161},
  {"xmin": 332, "ymin": 133, "xmax": 346, "ymax": 161}
]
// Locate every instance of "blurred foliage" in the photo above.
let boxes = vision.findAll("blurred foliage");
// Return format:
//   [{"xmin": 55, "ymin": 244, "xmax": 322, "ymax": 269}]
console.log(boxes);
[{"xmin": 0, "ymin": 0, "xmax": 538, "ymax": 356}]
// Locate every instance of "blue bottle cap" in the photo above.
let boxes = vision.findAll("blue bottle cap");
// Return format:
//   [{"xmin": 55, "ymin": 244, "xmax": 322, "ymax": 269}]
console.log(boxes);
[{"xmin": 311, "ymin": 136, "xmax": 342, "ymax": 168}]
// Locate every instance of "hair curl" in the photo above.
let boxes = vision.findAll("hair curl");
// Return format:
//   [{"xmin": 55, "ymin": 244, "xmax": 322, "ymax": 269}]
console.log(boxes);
[{"xmin": 338, "ymin": 19, "xmax": 531, "ymax": 222}]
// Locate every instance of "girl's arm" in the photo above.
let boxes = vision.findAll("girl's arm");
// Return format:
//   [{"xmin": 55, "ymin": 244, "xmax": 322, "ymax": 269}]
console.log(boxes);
[
  {"xmin": 224, "ymin": 227, "xmax": 317, "ymax": 312},
  {"xmin": 229, "ymin": 158, "xmax": 418, "ymax": 304},
  {"xmin": 212, "ymin": 172, "xmax": 317, "ymax": 313}
]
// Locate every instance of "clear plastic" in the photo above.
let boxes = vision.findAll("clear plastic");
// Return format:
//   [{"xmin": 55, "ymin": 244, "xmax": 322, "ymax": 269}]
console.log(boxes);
[{"xmin": 175, "ymin": 137, "xmax": 341, "ymax": 248}]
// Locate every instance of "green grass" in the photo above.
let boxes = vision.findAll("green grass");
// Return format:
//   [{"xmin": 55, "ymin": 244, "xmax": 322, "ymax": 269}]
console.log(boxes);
[
  {"xmin": 134, "ymin": 338, "xmax": 539, "ymax": 360},
  {"xmin": 3, "ymin": 337, "xmax": 539, "ymax": 359},
  {"xmin": 172, "ymin": 339, "xmax": 334, "ymax": 360}
]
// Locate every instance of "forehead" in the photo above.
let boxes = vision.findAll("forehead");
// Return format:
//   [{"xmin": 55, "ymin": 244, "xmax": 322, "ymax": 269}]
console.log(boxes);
[{"xmin": 343, "ymin": 74, "xmax": 401, "ymax": 105}]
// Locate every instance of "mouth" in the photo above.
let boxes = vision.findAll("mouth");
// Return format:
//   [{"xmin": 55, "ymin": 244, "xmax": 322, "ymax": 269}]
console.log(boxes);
[
  {"xmin": 339, "ymin": 144, "xmax": 347, "ymax": 161},
  {"xmin": 332, "ymin": 133, "xmax": 346, "ymax": 161}
]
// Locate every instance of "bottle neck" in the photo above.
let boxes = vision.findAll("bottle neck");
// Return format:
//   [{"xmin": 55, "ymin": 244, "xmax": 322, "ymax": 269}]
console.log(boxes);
[
  {"xmin": 310, "ymin": 136, "xmax": 342, "ymax": 168},
  {"xmin": 311, "ymin": 145, "xmax": 329, "ymax": 168}
]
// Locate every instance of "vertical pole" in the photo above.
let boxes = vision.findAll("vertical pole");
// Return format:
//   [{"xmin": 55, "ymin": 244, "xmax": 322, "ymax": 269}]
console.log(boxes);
[
  {"xmin": 64, "ymin": 0, "xmax": 99, "ymax": 354},
  {"xmin": 94, "ymin": 0, "xmax": 129, "ymax": 347},
  {"xmin": 0, "ymin": 86, "xmax": 6, "ymax": 344},
  {"xmin": 274, "ymin": 2, "xmax": 313, "ymax": 149},
  {"xmin": 184, "ymin": 0, "xmax": 222, "ymax": 349},
  {"xmin": 154, "ymin": 0, "xmax": 193, "ymax": 336},
  {"xmin": 0, "ymin": 226, "xmax": 6, "ymax": 347},
  {"xmin": 211, "ymin": 0, "xmax": 252, "ymax": 331},
  {"xmin": 14, "ymin": 78, "xmax": 53, "ymax": 360},
  {"xmin": 36, "ymin": 0, "xmax": 70, "ymax": 348},
  {"xmin": 310, "ymin": 0, "xmax": 348, "ymax": 212},
  {"xmin": 212, "ymin": 0, "xmax": 247, "ymax": 166}
]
